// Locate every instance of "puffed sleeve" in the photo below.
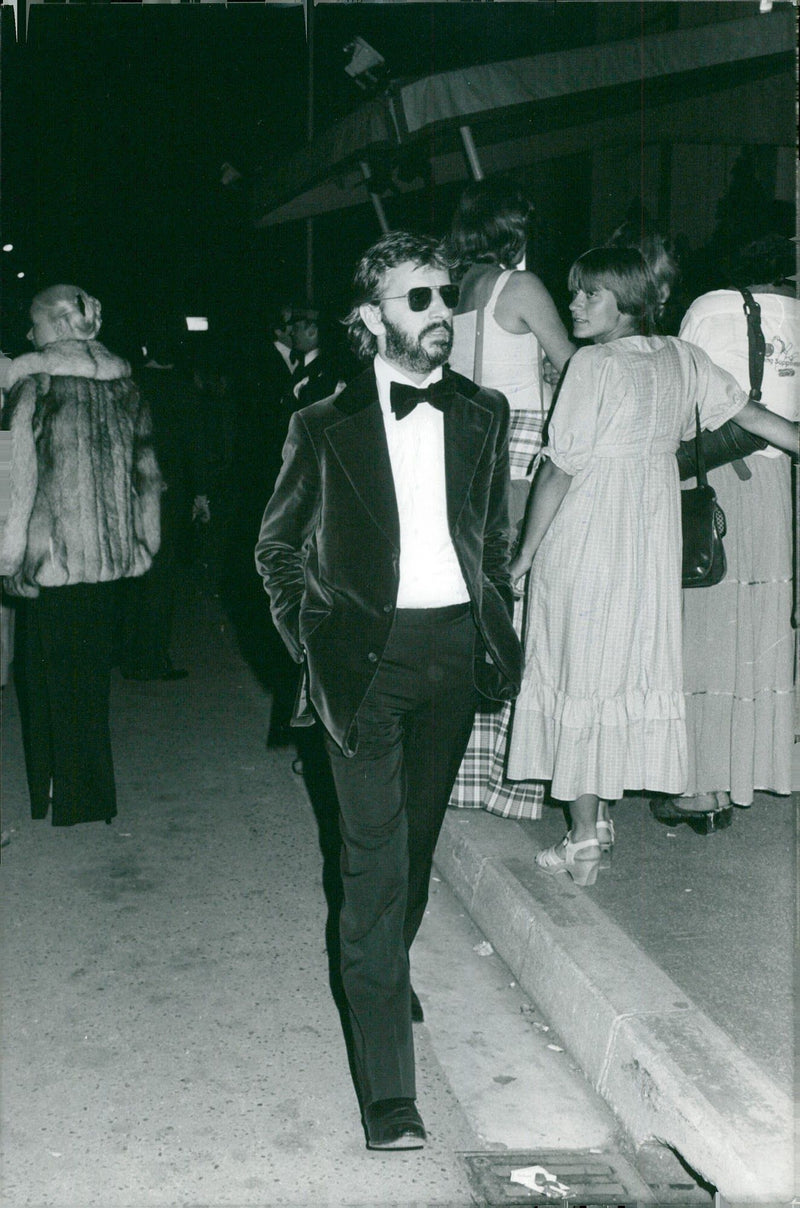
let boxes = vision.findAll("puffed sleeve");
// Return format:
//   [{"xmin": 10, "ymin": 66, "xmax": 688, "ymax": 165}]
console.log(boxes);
[
  {"xmin": 542, "ymin": 345, "xmax": 602, "ymax": 475},
  {"xmin": 676, "ymin": 338, "xmax": 748, "ymax": 440}
]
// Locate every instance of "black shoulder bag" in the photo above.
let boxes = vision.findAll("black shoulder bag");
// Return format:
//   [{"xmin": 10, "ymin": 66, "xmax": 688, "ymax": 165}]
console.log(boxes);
[
  {"xmin": 676, "ymin": 287, "xmax": 768, "ymax": 481},
  {"xmin": 681, "ymin": 407, "xmax": 728, "ymax": 588}
]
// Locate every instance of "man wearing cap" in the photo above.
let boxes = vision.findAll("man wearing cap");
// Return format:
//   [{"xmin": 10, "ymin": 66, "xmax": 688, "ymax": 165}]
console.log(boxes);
[{"xmin": 255, "ymin": 230, "xmax": 521, "ymax": 1150}]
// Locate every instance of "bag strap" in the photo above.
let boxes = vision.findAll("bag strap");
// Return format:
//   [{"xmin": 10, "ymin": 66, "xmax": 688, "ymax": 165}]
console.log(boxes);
[
  {"xmin": 471, "ymin": 267, "xmax": 507, "ymax": 386},
  {"xmin": 473, "ymin": 301, "xmax": 486, "ymax": 386},
  {"xmin": 692, "ymin": 405, "xmax": 708, "ymax": 486},
  {"xmin": 729, "ymin": 286, "xmax": 766, "ymax": 480},
  {"xmin": 740, "ymin": 285, "xmax": 766, "ymax": 404}
]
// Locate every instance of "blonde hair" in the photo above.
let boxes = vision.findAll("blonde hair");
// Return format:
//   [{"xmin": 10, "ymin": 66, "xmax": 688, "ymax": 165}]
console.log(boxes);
[{"xmin": 31, "ymin": 285, "xmax": 102, "ymax": 340}]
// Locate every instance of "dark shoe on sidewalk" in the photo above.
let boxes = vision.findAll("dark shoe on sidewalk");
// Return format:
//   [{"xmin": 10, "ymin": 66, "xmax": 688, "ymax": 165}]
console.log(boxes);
[
  {"xmin": 158, "ymin": 662, "xmax": 189, "ymax": 681},
  {"xmin": 266, "ymin": 723, "xmax": 294, "ymax": 748},
  {"xmin": 650, "ymin": 797, "xmax": 733, "ymax": 835},
  {"xmin": 364, "ymin": 1098, "xmax": 426, "ymax": 1150},
  {"xmin": 121, "ymin": 660, "xmax": 188, "ymax": 682}
]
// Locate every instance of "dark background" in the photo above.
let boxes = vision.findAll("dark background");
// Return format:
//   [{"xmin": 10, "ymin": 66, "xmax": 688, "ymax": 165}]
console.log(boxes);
[{"xmin": 0, "ymin": 2, "xmax": 791, "ymax": 367}]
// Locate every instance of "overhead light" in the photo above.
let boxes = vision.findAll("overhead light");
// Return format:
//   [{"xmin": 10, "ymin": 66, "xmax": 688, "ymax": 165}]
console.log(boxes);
[
  {"xmin": 185, "ymin": 317, "xmax": 208, "ymax": 332},
  {"xmin": 343, "ymin": 38, "xmax": 387, "ymax": 92},
  {"xmin": 220, "ymin": 162, "xmax": 242, "ymax": 187},
  {"xmin": 2, "ymin": 243, "xmax": 13, "ymax": 252}
]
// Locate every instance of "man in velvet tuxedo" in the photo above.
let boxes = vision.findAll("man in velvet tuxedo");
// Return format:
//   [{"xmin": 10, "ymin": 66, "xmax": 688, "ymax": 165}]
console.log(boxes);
[{"xmin": 255, "ymin": 232, "xmax": 521, "ymax": 1150}]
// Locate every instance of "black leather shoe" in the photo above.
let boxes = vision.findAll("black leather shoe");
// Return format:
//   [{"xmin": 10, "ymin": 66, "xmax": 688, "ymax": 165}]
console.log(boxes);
[
  {"xmin": 364, "ymin": 1098, "xmax": 426, "ymax": 1150},
  {"xmin": 121, "ymin": 662, "xmax": 188, "ymax": 682},
  {"xmin": 410, "ymin": 986, "xmax": 424, "ymax": 1024},
  {"xmin": 266, "ymin": 723, "xmax": 294, "ymax": 748},
  {"xmin": 650, "ymin": 798, "xmax": 733, "ymax": 835},
  {"xmin": 158, "ymin": 664, "xmax": 189, "ymax": 681}
]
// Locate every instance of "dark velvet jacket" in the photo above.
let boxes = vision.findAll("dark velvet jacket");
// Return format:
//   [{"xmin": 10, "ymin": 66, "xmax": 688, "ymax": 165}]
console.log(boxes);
[{"xmin": 254, "ymin": 364, "xmax": 522, "ymax": 756}]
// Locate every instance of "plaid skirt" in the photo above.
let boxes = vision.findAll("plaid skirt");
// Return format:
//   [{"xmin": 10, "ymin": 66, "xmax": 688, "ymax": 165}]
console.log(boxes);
[{"xmin": 449, "ymin": 409, "xmax": 546, "ymax": 818}]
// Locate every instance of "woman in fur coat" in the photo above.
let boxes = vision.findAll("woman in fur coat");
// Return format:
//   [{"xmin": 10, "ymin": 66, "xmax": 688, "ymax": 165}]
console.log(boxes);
[{"xmin": 0, "ymin": 285, "xmax": 162, "ymax": 826}]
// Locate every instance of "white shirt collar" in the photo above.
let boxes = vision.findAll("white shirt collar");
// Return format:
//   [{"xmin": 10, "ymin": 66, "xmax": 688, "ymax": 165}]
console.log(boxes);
[{"xmin": 274, "ymin": 340, "xmax": 295, "ymax": 370}]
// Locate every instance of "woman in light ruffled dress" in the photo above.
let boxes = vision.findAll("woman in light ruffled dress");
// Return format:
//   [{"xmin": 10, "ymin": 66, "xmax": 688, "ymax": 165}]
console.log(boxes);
[{"xmin": 506, "ymin": 248, "xmax": 798, "ymax": 885}]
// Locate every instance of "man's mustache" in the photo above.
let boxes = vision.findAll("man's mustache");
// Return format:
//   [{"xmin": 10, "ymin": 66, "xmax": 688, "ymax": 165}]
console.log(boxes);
[{"xmin": 421, "ymin": 321, "xmax": 453, "ymax": 340}]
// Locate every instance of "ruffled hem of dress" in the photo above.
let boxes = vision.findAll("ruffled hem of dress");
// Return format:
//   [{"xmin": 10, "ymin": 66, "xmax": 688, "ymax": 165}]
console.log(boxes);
[
  {"xmin": 513, "ymin": 682, "xmax": 685, "ymax": 730},
  {"xmin": 507, "ymin": 689, "xmax": 687, "ymax": 800}
]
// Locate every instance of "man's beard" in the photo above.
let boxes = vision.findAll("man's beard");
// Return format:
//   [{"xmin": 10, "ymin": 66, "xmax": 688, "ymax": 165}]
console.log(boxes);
[{"xmin": 383, "ymin": 314, "xmax": 453, "ymax": 374}]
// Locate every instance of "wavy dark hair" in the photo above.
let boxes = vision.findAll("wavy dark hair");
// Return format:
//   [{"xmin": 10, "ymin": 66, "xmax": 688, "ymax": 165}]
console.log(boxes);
[
  {"xmin": 568, "ymin": 247, "xmax": 661, "ymax": 335},
  {"xmin": 605, "ymin": 220, "xmax": 680, "ymax": 306},
  {"xmin": 727, "ymin": 234, "xmax": 797, "ymax": 289},
  {"xmin": 343, "ymin": 230, "xmax": 453, "ymax": 362},
  {"xmin": 446, "ymin": 178, "xmax": 533, "ymax": 276}
]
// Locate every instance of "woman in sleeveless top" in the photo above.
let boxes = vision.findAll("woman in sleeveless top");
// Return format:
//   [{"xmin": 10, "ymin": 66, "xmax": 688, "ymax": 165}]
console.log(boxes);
[{"xmin": 444, "ymin": 178, "xmax": 575, "ymax": 820}]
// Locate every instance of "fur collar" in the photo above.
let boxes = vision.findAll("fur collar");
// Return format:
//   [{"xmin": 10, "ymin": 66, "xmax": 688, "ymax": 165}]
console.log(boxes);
[{"xmin": 5, "ymin": 339, "xmax": 130, "ymax": 389}]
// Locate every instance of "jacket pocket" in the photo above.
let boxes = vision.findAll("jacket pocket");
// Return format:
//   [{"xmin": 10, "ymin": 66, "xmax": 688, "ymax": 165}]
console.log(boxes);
[{"xmin": 299, "ymin": 603, "xmax": 332, "ymax": 641}]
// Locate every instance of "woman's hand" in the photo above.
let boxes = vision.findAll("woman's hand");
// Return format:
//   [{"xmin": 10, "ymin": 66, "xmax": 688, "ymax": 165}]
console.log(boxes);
[{"xmin": 509, "ymin": 553, "xmax": 532, "ymax": 589}]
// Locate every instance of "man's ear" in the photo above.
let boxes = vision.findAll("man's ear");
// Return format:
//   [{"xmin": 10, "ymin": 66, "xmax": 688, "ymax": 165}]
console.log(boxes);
[{"xmin": 359, "ymin": 302, "xmax": 384, "ymax": 338}]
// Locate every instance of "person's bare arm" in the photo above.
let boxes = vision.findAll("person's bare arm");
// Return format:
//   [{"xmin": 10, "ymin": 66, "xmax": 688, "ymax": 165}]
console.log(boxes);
[
  {"xmin": 509, "ymin": 457, "xmax": 573, "ymax": 582},
  {"xmin": 500, "ymin": 272, "xmax": 576, "ymax": 373},
  {"xmin": 730, "ymin": 400, "xmax": 798, "ymax": 456}
]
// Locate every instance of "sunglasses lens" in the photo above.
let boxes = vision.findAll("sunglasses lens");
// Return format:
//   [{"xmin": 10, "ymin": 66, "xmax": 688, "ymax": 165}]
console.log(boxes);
[
  {"xmin": 405, "ymin": 285, "xmax": 459, "ymax": 311},
  {"xmin": 407, "ymin": 288, "xmax": 433, "ymax": 312}
]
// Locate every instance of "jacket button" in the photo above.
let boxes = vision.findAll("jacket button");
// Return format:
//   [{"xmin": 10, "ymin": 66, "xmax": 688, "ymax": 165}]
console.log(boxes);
[
  {"xmin": 368, "ymin": 652, "xmax": 378, "ymax": 663},
  {"xmin": 383, "ymin": 604, "xmax": 393, "ymax": 613}
]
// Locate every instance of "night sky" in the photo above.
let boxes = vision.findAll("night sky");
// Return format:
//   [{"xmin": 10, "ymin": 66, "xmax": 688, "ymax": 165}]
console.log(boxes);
[{"xmin": 0, "ymin": 2, "xmax": 782, "ymax": 360}]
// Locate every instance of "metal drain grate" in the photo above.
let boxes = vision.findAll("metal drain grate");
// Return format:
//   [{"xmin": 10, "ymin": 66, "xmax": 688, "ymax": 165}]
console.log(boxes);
[{"xmin": 461, "ymin": 1149, "xmax": 653, "ymax": 1206}]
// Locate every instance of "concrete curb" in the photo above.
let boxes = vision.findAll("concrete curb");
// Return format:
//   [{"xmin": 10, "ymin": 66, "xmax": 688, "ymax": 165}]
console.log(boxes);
[{"xmin": 433, "ymin": 810, "xmax": 793, "ymax": 1204}]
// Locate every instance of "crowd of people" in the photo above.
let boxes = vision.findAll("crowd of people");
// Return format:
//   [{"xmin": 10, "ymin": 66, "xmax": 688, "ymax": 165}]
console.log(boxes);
[{"xmin": 0, "ymin": 177, "xmax": 797, "ymax": 1148}]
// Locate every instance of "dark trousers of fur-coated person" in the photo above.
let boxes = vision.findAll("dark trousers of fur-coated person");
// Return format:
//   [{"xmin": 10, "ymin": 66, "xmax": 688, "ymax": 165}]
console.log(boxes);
[{"xmin": 16, "ymin": 582, "xmax": 117, "ymax": 827}]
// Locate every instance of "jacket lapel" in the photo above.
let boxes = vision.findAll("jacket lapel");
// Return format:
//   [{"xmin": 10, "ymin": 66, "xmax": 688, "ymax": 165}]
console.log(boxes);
[
  {"xmin": 325, "ymin": 368, "xmax": 494, "ymax": 548},
  {"xmin": 325, "ymin": 370, "xmax": 400, "ymax": 551},
  {"xmin": 443, "ymin": 388, "xmax": 493, "ymax": 533}
]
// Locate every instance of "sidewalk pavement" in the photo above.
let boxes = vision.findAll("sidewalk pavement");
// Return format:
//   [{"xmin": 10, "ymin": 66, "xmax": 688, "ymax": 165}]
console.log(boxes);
[
  {"xmin": 1, "ymin": 574, "xmax": 794, "ymax": 1206},
  {"xmin": 432, "ymin": 789, "xmax": 795, "ymax": 1204}
]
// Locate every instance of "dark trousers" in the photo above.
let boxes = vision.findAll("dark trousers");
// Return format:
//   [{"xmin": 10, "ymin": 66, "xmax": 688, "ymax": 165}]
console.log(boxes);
[
  {"xmin": 324, "ymin": 604, "xmax": 478, "ymax": 1107},
  {"xmin": 15, "ymin": 582, "xmax": 117, "ymax": 827}
]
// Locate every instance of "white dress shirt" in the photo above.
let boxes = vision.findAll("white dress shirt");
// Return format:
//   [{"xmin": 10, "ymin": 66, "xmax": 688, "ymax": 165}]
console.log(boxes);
[
  {"xmin": 374, "ymin": 354, "xmax": 470, "ymax": 608},
  {"xmin": 274, "ymin": 339, "xmax": 295, "ymax": 372}
]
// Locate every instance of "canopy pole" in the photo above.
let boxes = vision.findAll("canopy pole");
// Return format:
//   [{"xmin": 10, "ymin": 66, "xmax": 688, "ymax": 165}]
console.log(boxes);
[
  {"xmin": 459, "ymin": 126, "xmax": 484, "ymax": 181},
  {"xmin": 305, "ymin": 0, "xmax": 315, "ymax": 303},
  {"xmin": 359, "ymin": 161, "xmax": 390, "ymax": 234}
]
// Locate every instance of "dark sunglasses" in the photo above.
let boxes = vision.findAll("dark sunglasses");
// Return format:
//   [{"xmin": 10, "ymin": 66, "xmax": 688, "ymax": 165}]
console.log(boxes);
[{"xmin": 377, "ymin": 284, "xmax": 460, "ymax": 312}]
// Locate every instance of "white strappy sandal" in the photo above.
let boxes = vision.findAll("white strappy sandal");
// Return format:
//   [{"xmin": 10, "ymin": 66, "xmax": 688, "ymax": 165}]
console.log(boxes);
[{"xmin": 535, "ymin": 832, "xmax": 601, "ymax": 886}]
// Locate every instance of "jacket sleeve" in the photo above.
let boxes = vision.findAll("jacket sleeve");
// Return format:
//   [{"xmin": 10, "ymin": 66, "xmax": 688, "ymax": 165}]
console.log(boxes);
[
  {"xmin": 482, "ymin": 393, "xmax": 515, "ymax": 616},
  {"xmin": 0, "ymin": 377, "xmax": 39, "ymax": 585},
  {"xmin": 254, "ymin": 411, "xmax": 320, "ymax": 663},
  {"xmin": 131, "ymin": 386, "xmax": 163, "ymax": 570}
]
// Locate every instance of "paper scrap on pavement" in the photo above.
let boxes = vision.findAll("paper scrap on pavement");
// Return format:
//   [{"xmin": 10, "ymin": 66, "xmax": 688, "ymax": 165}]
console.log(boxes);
[
  {"xmin": 473, "ymin": 940, "xmax": 494, "ymax": 956},
  {"xmin": 510, "ymin": 1164, "xmax": 571, "ymax": 1198}
]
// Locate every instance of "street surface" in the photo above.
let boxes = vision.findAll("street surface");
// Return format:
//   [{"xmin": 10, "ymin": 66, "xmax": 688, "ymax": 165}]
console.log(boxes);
[{"xmin": 0, "ymin": 578, "xmax": 711, "ymax": 1207}]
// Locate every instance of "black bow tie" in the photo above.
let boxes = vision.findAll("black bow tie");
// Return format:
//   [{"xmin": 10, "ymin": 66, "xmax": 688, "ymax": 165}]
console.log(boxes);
[{"xmin": 390, "ymin": 374, "xmax": 456, "ymax": 421}]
